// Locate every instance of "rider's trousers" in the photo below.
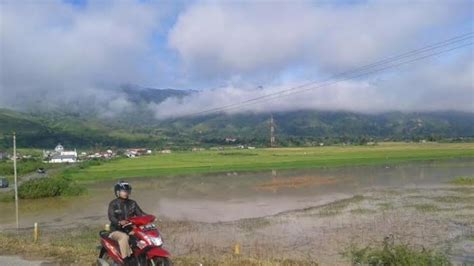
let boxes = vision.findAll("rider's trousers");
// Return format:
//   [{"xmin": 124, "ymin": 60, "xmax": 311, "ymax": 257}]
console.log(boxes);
[{"xmin": 109, "ymin": 231, "xmax": 132, "ymax": 258}]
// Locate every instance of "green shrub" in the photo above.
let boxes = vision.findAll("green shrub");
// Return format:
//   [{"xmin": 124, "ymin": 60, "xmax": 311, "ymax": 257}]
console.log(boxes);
[
  {"xmin": 449, "ymin": 176, "xmax": 474, "ymax": 186},
  {"xmin": 0, "ymin": 159, "xmax": 47, "ymax": 176},
  {"xmin": 78, "ymin": 159, "xmax": 103, "ymax": 169},
  {"xmin": 345, "ymin": 236, "xmax": 451, "ymax": 265},
  {"xmin": 18, "ymin": 177, "xmax": 84, "ymax": 199},
  {"xmin": 61, "ymin": 181, "xmax": 86, "ymax": 196}
]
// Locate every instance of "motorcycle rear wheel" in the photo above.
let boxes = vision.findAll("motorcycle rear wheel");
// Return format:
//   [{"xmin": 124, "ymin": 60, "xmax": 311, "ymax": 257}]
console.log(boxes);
[
  {"xmin": 98, "ymin": 252, "xmax": 120, "ymax": 266},
  {"xmin": 148, "ymin": 257, "xmax": 172, "ymax": 266}
]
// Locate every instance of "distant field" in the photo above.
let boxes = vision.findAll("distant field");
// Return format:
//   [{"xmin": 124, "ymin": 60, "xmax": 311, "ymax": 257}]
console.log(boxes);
[{"xmin": 65, "ymin": 142, "xmax": 474, "ymax": 181}]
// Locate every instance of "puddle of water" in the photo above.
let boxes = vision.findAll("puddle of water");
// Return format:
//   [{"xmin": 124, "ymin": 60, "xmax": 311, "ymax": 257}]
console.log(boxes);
[{"xmin": 0, "ymin": 158, "xmax": 473, "ymax": 229}]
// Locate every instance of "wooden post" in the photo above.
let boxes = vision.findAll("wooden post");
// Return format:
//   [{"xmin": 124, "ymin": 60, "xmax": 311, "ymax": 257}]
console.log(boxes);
[
  {"xmin": 13, "ymin": 132, "xmax": 19, "ymax": 229},
  {"xmin": 234, "ymin": 243, "xmax": 240, "ymax": 255},
  {"xmin": 34, "ymin": 222, "xmax": 39, "ymax": 242}
]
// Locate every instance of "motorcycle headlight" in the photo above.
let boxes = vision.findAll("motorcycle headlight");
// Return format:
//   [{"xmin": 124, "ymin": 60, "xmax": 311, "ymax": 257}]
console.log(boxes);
[{"xmin": 149, "ymin": 236, "xmax": 163, "ymax": 246}]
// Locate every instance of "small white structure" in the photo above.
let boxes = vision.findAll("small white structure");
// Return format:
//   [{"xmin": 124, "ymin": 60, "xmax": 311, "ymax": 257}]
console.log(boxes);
[
  {"xmin": 125, "ymin": 151, "xmax": 136, "ymax": 158},
  {"xmin": 54, "ymin": 144, "xmax": 64, "ymax": 153},
  {"xmin": 225, "ymin": 137, "xmax": 237, "ymax": 143}
]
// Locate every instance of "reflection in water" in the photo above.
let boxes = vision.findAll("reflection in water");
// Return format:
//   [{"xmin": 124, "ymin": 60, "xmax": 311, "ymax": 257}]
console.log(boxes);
[
  {"xmin": 255, "ymin": 175, "xmax": 340, "ymax": 192},
  {"xmin": 0, "ymin": 158, "xmax": 473, "ymax": 229}
]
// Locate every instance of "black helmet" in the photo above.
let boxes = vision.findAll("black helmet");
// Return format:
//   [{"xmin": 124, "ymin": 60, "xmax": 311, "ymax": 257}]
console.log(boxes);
[{"xmin": 114, "ymin": 181, "xmax": 132, "ymax": 197}]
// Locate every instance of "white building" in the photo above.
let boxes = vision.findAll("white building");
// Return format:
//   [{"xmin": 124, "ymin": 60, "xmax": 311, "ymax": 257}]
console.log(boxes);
[{"xmin": 48, "ymin": 144, "xmax": 77, "ymax": 163}]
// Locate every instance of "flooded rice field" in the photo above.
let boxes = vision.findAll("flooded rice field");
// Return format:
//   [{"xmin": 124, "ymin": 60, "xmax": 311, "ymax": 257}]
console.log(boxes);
[{"xmin": 1, "ymin": 158, "xmax": 473, "ymax": 264}]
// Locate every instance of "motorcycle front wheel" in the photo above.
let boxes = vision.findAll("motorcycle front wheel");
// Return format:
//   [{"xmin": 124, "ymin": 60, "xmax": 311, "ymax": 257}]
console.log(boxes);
[{"xmin": 148, "ymin": 257, "xmax": 172, "ymax": 266}]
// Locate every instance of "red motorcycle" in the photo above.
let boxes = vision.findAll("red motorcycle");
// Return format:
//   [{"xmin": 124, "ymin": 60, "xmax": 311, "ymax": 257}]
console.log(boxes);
[{"xmin": 97, "ymin": 215, "xmax": 171, "ymax": 266}]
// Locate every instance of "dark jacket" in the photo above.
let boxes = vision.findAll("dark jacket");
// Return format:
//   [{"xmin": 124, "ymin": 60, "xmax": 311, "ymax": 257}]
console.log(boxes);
[{"xmin": 108, "ymin": 198, "xmax": 146, "ymax": 231}]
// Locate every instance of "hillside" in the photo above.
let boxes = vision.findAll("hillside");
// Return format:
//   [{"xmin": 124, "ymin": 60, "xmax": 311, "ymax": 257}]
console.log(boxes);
[
  {"xmin": 120, "ymin": 84, "xmax": 193, "ymax": 104},
  {"xmin": 0, "ymin": 108, "xmax": 162, "ymax": 148},
  {"xmin": 1, "ymin": 105, "xmax": 473, "ymax": 149},
  {"xmin": 157, "ymin": 110, "xmax": 474, "ymax": 146}
]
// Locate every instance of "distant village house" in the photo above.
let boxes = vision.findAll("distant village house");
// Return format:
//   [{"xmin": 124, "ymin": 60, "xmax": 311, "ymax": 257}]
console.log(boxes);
[
  {"xmin": 86, "ymin": 149, "xmax": 116, "ymax": 159},
  {"xmin": 225, "ymin": 137, "xmax": 237, "ymax": 143},
  {"xmin": 125, "ymin": 148, "xmax": 152, "ymax": 158}
]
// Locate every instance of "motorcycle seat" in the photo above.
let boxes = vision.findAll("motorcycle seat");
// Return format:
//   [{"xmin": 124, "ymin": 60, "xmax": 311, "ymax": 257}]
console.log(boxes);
[
  {"xmin": 99, "ymin": 230, "xmax": 121, "ymax": 251},
  {"xmin": 99, "ymin": 230, "xmax": 119, "ymax": 246},
  {"xmin": 99, "ymin": 230, "xmax": 111, "ymax": 238}
]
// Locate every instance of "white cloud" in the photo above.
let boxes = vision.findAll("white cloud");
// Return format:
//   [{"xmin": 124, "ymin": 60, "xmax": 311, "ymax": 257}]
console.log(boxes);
[
  {"xmin": 0, "ymin": 0, "xmax": 163, "ymax": 110},
  {"xmin": 157, "ymin": 0, "xmax": 474, "ymax": 117},
  {"xmin": 169, "ymin": 0, "xmax": 471, "ymax": 77},
  {"xmin": 0, "ymin": 0, "xmax": 472, "ymax": 118},
  {"xmin": 150, "ymin": 52, "xmax": 474, "ymax": 119}
]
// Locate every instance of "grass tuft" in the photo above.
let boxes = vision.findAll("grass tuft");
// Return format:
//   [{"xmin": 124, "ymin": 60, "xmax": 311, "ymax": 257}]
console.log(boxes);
[
  {"xmin": 344, "ymin": 236, "xmax": 451, "ymax": 266},
  {"xmin": 449, "ymin": 176, "xmax": 474, "ymax": 186},
  {"xmin": 319, "ymin": 195, "xmax": 364, "ymax": 216},
  {"xmin": 408, "ymin": 203, "xmax": 440, "ymax": 213}
]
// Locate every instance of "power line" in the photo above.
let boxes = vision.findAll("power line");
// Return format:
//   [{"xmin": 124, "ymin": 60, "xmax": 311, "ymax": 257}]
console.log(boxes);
[
  {"xmin": 193, "ymin": 32, "xmax": 473, "ymax": 116},
  {"xmin": 186, "ymin": 32, "xmax": 473, "ymax": 117},
  {"xmin": 217, "ymin": 42, "xmax": 473, "ymax": 113},
  {"xmin": 193, "ymin": 34, "xmax": 472, "ymax": 115}
]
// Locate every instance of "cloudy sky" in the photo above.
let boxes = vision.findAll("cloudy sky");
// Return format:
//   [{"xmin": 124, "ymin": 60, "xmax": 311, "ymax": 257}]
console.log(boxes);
[{"xmin": 0, "ymin": 0, "xmax": 473, "ymax": 118}]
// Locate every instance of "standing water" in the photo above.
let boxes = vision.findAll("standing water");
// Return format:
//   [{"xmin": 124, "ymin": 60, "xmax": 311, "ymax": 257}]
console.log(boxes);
[{"xmin": 0, "ymin": 158, "xmax": 473, "ymax": 229}]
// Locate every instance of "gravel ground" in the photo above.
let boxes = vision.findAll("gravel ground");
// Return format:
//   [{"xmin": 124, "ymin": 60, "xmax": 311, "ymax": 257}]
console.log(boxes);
[{"xmin": 0, "ymin": 256, "xmax": 55, "ymax": 266}]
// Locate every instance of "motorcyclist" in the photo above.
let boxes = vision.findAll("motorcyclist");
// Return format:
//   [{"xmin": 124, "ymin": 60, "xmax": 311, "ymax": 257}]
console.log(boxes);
[{"xmin": 108, "ymin": 181, "xmax": 146, "ymax": 265}]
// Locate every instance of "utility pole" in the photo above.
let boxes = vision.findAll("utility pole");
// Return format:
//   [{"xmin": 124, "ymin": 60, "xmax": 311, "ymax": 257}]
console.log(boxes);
[
  {"xmin": 13, "ymin": 132, "xmax": 19, "ymax": 229},
  {"xmin": 270, "ymin": 114, "xmax": 275, "ymax": 147}
]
